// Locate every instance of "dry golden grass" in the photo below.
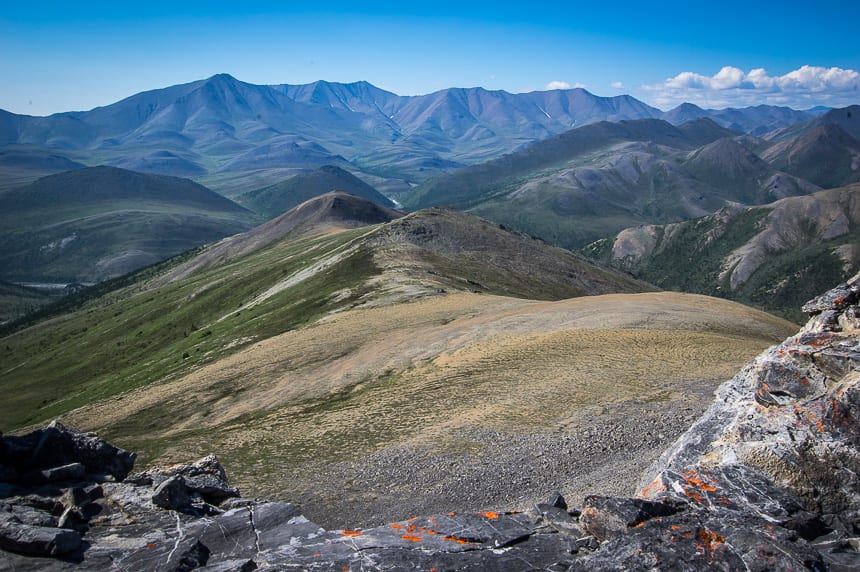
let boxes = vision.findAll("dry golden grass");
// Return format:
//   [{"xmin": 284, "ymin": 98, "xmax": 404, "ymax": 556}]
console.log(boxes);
[{"xmin": 63, "ymin": 290, "xmax": 794, "ymax": 505}]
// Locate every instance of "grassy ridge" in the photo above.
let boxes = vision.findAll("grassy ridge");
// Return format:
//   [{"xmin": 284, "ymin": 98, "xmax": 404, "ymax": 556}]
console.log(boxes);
[{"xmin": 0, "ymin": 227, "xmax": 377, "ymax": 430}]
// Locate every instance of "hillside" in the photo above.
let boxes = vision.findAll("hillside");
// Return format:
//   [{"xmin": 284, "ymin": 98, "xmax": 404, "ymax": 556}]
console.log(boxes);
[
  {"xmin": 405, "ymin": 118, "xmax": 820, "ymax": 248},
  {"xmin": 0, "ymin": 193, "xmax": 799, "ymax": 527},
  {"xmin": 237, "ymin": 165, "xmax": 396, "ymax": 218},
  {"xmin": 0, "ymin": 281, "xmax": 61, "ymax": 324},
  {"xmin": 582, "ymin": 185, "xmax": 860, "ymax": 321},
  {"xmin": 0, "ymin": 166, "xmax": 257, "ymax": 283},
  {"xmin": 0, "ymin": 145, "xmax": 86, "ymax": 192},
  {"xmin": 760, "ymin": 123, "xmax": 860, "ymax": 189}
]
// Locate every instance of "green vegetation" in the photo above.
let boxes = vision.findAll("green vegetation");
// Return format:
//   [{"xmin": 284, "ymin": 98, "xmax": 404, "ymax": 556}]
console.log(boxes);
[
  {"xmin": 631, "ymin": 209, "xmax": 768, "ymax": 294},
  {"xmin": 0, "ymin": 167, "xmax": 259, "ymax": 283},
  {"xmin": 0, "ymin": 227, "xmax": 378, "ymax": 431},
  {"xmin": 582, "ymin": 197, "xmax": 860, "ymax": 323}
]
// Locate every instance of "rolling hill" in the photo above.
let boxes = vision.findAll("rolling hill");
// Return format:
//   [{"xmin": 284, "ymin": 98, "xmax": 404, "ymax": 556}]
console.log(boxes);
[
  {"xmin": 237, "ymin": 165, "xmax": 396, "ymax": 218},
  {"xmin": 582, "ymin": 184, "xmax": 860, "ymax": 321},
  {"xmin": 0, "ymin": 166, "xmax": 258, "ymax": 283},
  {"xmin": 404, "ymin": 118, "xmax": 820, "ymax": 249},
  {"xmin": 0, "ymin": 192, "xmax": 797, "ymax": 527}
]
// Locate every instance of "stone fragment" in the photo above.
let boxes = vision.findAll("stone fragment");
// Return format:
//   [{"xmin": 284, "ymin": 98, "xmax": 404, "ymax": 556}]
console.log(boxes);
[
  {"xmin": 151, "ymin": 476, "xmax": 191, "ymax": 510},
  {"xmin": 0, "ymin": 523, "xmax": 81, "ymax": 556},
  {"xmin": 40, "ymin": 462, "xmax": 86, "ymax": 483},
  {"xmin": 138, "ymin": 455, "xmax": 239, "ymax": 505},
  {"xmin": 580, "ymin": 496, "xmax": 685, "ymax": 541},
  {"xmin": 802, "ymin": 274, "xmax": 860, "ymax": 315}
]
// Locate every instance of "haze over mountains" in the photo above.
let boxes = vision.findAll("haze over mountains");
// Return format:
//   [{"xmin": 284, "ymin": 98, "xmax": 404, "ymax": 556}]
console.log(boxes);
[{"xmin": 0, "ymin": 74, "xmax": 831, "ymax": 195}]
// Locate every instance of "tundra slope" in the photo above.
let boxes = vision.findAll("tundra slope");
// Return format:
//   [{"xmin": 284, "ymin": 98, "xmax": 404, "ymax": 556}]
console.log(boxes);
[{"xmin": 1, "ymin": 193, "xmax": 796, "ymax": 531}]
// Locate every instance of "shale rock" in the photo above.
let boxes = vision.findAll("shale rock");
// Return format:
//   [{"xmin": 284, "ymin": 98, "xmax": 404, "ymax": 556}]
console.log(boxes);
[{"xmin": 2, "ymin": 275, "xmax": 860, "ymax": 570}]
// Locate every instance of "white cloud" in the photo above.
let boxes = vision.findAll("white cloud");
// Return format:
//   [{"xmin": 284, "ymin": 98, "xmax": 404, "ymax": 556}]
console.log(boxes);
[
  {"xmin": 611, "ymin": 81, "xmax": 624, "ymax": 89},
  {"xmin": 545, "ymin": 81, "xmax": 572, "ymax": 90},
  {"xmin": 643, "ymin": 65, "xmax": 860, "ymax": 109}
]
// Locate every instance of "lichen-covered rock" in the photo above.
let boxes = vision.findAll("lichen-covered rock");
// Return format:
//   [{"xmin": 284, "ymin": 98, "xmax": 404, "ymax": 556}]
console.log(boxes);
[{"xmin": 639, "ymin": 274, "xmax": 860, "ymax": 540}]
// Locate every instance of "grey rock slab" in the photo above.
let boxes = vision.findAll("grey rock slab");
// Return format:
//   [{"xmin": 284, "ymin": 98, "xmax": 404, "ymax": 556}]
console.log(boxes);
[{"xmin": 0, "ymin": 523, "xmax": 81, "ymax": 556}]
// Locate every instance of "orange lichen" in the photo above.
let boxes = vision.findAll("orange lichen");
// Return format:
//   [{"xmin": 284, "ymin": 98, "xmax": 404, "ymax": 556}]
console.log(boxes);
[
  {"xmin": 402, "ymin": 534, "xmax": 423, "ymax": 542},
  {"xmin": 477, "ymin": 511, "xmax": 500, "ymax": 519},
  {"xmin": 146, "ymin": 543, "xmax": 157, "ymax": 549},
  {"xmin": 697, "ymin": 528, "xmax": 725, "ymax": 558},
  {"xmin": 447, "ymin": 512, "xmax": 456, "ymax": 517},
  {"xmin": 341, "ymin": 530, "xmax": 363, "ymax": 537},
  {"xmin": 390, "ymin": 523, "xmax": 404, "ymax": 529},
  {"xmin": 640, "ymin": 478, "xmax": 667, "ymax": 497},
  {"xmin": 314, "ymin": 552, "xmax": 322, "ymax": 558},
  {"xmin": 443, "ymin": 535, "xmax": 471, "ymax": 545}
]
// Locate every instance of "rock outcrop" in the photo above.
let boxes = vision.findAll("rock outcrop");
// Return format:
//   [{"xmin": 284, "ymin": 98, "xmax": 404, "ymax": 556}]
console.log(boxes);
[{"xmin": 3, "ymin": 276, "xmax": 860, "ymax": 570}]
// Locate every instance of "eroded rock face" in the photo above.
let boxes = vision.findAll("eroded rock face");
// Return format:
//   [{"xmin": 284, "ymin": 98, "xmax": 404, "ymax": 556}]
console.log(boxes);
[{"xmin": 2, "ymin": 276, "xmax": 860, "ymax": 570}]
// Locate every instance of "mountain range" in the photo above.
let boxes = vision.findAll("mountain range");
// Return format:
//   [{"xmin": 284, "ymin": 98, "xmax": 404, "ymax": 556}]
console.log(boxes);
[
  {"xmin": 0, "ymin": 74, "xmax": 829, "ymax": 196},
  {"xmin": 3, "ymin": 73, "xmax": 859, "ymax": 546},
  {"xmin": 404, "ymin": 114, "xmax": 849, "ymax": 249}
]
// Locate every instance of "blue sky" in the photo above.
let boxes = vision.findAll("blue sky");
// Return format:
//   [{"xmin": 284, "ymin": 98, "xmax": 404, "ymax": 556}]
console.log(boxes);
[{"xmin": 1, "ymin": 1, "xmax": 858, "ymax": 115}]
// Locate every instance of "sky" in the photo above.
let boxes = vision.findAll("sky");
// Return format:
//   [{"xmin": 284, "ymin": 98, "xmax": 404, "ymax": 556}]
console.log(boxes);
[{"xmin": 1, "ymin": 1, "xmax": 858, "ymax": 116}]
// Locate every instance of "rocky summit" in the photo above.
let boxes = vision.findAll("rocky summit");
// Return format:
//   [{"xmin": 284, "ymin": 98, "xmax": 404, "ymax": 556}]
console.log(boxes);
[{"xmin": 3, "ymin": 277, "xmax": 860, "ymax": 570}]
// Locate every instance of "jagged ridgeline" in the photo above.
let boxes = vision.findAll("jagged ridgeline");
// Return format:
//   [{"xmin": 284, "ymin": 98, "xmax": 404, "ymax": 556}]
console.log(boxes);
[{"xmin": 0, "ymin": 192, "xmax": 798, "ymax": 532}]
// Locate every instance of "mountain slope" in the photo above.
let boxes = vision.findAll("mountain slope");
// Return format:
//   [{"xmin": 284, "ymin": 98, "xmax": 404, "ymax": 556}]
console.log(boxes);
[
  {"xmin": 583, "ymin": 184, "xmax": 860, "ymax": 321},
  {"xmin": 0, "ymin": 194, "xmax": 796, "ymax": 525},
  {"xmin": 158, "ymin": 191, "xmax": 404, "ymax": 283},
  {"xmin": 0, "ymin": 196, "xmax": 653, "ymax": 427},
  {"xmin": 405, "ymin": 118, "xmax": 821, "ymax": 249},
  {"xmin": 237, "ymin": 165, "xmax": 395, "ymax": 218},
  {"xmin": 0, "ymin": 166, "xmax": 257, "ymax": 282},
  {"xmin": 760, "ymin": 123, "xmax": 860, "ymax": 188},
  {"xmin": 0, "ymin": 145, "xmax": 86, "ymax": 192},
  {"xmin": 404, "ymin": 118, "xmax": 709, "ymax": 211}
]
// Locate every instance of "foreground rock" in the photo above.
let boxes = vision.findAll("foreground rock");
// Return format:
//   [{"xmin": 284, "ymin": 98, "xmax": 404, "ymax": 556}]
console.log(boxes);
[{"xmin": 2, "ymin": 276, "xmax": 860, "ymax": 570}]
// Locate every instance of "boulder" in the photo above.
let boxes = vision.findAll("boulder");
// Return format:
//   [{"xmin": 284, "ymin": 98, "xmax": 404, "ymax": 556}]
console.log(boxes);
[
  {"xmin": 151, "ymin": 476, "xmax": 192, "ymax": 511},
  {"xmin": 2, "ymin": 421, "xmax": 135, "ymax": 481}
]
